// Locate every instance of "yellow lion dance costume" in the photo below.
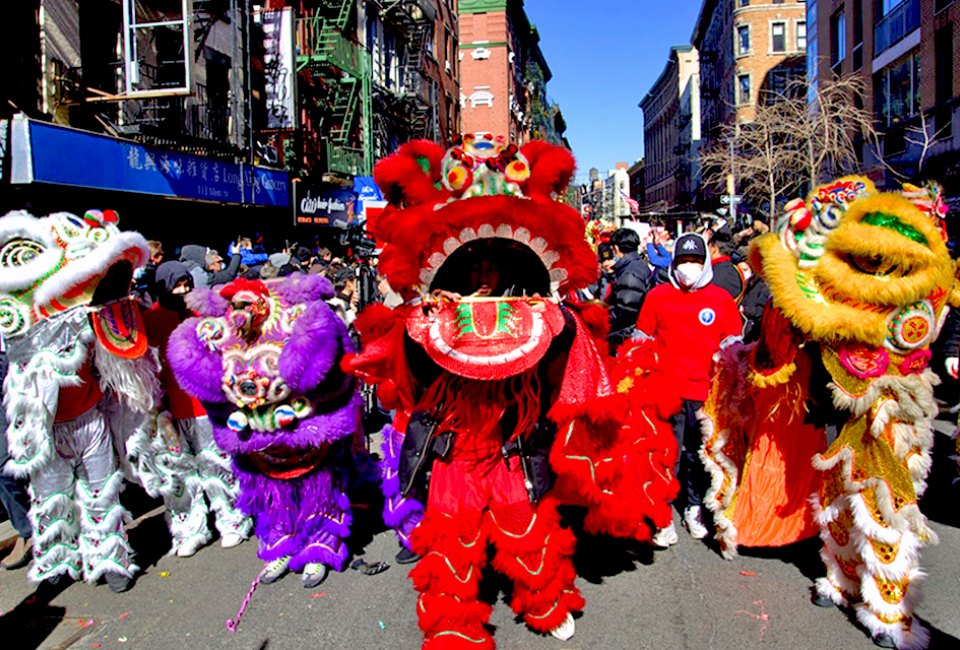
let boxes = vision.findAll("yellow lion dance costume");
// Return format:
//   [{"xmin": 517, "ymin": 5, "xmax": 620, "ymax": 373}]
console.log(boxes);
[{"xmin": 701, "ymin": 178, "xmax": 957, "ymax": 649}]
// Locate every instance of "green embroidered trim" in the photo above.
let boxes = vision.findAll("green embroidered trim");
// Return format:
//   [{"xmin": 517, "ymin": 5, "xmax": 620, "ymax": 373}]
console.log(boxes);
[{"xmin": 862, "ymin": 213, "xmax": 927, "ymax": 246}]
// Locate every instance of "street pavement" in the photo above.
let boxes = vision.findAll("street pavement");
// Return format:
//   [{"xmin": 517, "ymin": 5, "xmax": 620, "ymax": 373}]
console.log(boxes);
[{"xmin": 1, "ymin": 425, "xmax": 959, "ymax": 650}]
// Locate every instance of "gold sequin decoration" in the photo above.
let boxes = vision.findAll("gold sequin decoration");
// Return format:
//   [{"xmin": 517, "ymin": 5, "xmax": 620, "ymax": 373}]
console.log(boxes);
[
  {"xmin": 873, "ymin": 575, "xmax": 909, "ymax": 605},
  {"xmin": 869, "ymin": 538, "xmax": 899, "ymax": 564}
]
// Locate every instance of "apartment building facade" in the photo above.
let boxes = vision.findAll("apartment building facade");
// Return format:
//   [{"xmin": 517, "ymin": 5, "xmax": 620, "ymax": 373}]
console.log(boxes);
[
  {"xmin": 641, "ymin": 45, "xmax": 701, "ymax": 210},
  {"xmin": 810, "ymin": 0, "xmax": 959, "ymax": 192}
]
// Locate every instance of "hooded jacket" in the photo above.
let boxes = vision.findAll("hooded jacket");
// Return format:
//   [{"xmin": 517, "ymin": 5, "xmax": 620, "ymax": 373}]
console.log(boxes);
[
  {"xmin": 143, "ymin": 261, "xmax": 206, "ymax": 419},
  {"xmin": 179, "ymin": 244, "xmax": 241, "ymax": 288},
  {"xmin": 637, "ymin": 233, "xmax": 742, "ymax": 401}
]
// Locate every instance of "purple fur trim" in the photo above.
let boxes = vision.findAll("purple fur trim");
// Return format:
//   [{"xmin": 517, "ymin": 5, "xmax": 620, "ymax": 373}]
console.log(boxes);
[
  {"xmin": 271, "ymin": 273, "xmax": 335, "ymax": 304},
  {"xmin": 379, "ymin": 424, "xmax": 424, "ymax": 549},
  {"xmin": 235, "ymin": 463, "xmax": 352, "ymax": 570},
  {"xmin": 279, "ymin": 302, "xmax": 344, "ymax": 394},
  {"xmin": 166, "ymin": 317, "xmax": 229, "ymax": 403},
  {"xmin": 184, "ymin": 287, "xmax": 229, "ymax": 317}
]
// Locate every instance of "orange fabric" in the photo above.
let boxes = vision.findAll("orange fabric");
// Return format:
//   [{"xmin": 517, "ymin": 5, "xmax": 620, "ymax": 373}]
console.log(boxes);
[{"xmin": 729, "ymin": 354, "xmax": 825, "ymax": 547}]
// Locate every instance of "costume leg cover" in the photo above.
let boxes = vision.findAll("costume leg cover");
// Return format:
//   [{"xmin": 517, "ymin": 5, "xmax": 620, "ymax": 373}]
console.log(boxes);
[
  {"xmin": 29, "ymin": 406, "xmax": 137, "ymax": 583},
  {"xmin": 488, "ymin": 497, "xmax": 583, "ymax": 633},
  {"xmin": 813, "ymin": 380, "xmax": 937, "ymax": 650},
  {"xmin": 180, "ymin": 417, "xmax": 250, "ymax": 539},
  {"xmin": 380, "ymin": 424, "xmax": 424, "ymax": 549},
  {"xmin": 236, "ymin": 464, "xmax": 351, "ymax": 572}
]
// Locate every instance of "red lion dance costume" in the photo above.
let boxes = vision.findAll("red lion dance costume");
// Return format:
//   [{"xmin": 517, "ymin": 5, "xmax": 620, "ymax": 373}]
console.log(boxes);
[{"xmin": 345, "ymin": 134, "xmax": 678, "ymax": 648}]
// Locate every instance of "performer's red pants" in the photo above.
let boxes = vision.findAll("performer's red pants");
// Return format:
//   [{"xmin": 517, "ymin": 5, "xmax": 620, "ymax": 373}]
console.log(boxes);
[{"xmin": 409, "ymin": 454, "xmax": 583, "ymax": 649}]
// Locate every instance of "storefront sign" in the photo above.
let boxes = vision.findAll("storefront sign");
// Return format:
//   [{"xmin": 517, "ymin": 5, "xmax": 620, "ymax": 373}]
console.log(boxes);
[
  {"xmin": 9, "ymin": 116, "xmax": 290, "ymax": 207},
  {"xmin": 257, "ymin": 8, "xmax": 298, "ymax": 130},
  {"xmin": 294, "ymin": 182, "xmax": 357, "ymax": 227}
]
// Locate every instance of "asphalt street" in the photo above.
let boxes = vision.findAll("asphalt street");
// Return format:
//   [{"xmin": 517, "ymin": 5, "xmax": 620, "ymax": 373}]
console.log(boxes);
[{"xmin": 1, "ymin": 425, "xmax": 959, "ymax": 650}]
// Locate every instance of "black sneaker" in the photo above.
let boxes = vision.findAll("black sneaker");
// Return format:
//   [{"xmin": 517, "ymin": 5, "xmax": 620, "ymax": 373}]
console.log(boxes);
[
  {"xmin": 811, "ymin": 593, "xmax": 836, "ymax": 608},
  {"xmin": 395, "ymin": 546, "xmax": 421, "ymax": 565},
  {"xmin": 105, "ymin": 571, "xmax": 132, "ymax": 593},
  {"xmin": 873, "ymin": 634, "xmax": 896, "ymax": 648}
]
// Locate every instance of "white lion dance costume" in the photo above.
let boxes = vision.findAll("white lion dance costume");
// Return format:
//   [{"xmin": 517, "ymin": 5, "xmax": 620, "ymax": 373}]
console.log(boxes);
[
  {"xmin": 701, "ymin": 179, "xmax": 957, "ymax": 649},
  {"xmin": 0, "ymin": 209, "xmax": 157, "ymax": 590}
]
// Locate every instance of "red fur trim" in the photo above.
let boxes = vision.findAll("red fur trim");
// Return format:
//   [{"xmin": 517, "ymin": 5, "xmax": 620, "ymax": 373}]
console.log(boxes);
[
  {"xmin": 566, "ymin": 301, "xmax": 610, "ymax": 347},
  {"xmin": 372, "ymin": 140, "xmax": 447, "ymax": 213},
  {"xmin": 219, "ymin": 277, "xmax": 268, "ymax": 300},
  {"xmin": 520, "ymin": 140, "xmax": 576, "ymax": 197},
  {"xmin": 351, "ymin": 303, "xmax": 400, "ymax": 339},
  {"xmin": 417, "ymin": 592, "xmax": 493, "ymax": 637},
  {"xmin": 524, "ymin": 591, "xmax": 586, "ymax": 634},
  {"xmin": 342, "ymin": 304, "xmax": 416, "ymax": 412}
]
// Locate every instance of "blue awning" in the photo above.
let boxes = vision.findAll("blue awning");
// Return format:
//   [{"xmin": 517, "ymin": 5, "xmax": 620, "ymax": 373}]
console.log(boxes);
[{"xmin": 8, "ymin": 115, "xmax": 290, "ymax": 208}]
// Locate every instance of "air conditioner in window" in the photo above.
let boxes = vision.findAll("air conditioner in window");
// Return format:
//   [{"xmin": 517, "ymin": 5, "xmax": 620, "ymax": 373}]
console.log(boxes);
[{"xmin": 445, "ymin": 60, "xmax": 451, "ymax": 72}]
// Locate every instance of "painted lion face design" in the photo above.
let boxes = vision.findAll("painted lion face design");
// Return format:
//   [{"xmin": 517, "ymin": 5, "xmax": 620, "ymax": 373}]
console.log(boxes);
[
  {"xmin": 371, "ymin": 134, "xmax": 597, "ymax": 379},
  {"xmin": 0, "ymin": 209, "xmax": 149, "ymax": 357}
]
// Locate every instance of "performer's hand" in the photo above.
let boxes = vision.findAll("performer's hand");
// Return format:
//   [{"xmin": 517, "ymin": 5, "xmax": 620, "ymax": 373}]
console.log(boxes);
[{"xmin": 946, "ymin": 357, "xmax": 959, "ymax": 379}]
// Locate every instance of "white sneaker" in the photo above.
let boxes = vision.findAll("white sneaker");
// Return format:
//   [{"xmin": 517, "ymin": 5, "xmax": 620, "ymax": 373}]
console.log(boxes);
[
  {"xmin": 261, "ymin": 555, "xmax": 291, "ymax": 584},
  {"xmin": 176, "ymin": 536, "xmax": 205, "ymax": 558},
  {"xmin": 220, "ymin": 532, "xmax": 245, "ymax": 549},
  {"xmin": 549, "ymin": 612, "xmax": 575, "ymax": 641},
  {"xmin": 301, "ymin": 563, "xmax": 328, "ymax": 588},
  {"xmin": 683, "ymin": 506, "xmax": 709, "ymax": 539},
  {"xmin": 651, "ymin": 522, "xmax": 679, "ymax": 548}
]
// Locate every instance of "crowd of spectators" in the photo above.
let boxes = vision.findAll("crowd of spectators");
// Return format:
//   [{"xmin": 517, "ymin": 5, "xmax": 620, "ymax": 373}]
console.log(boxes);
[{"xmin": 135, "ymin": 237, "xmax": 388, "ymax": 327}]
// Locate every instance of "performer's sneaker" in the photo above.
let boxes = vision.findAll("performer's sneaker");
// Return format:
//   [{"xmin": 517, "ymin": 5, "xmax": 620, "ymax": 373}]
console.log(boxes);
[
  {"xmin": 811, "ymin": 593, "xmax": 836, "ymax": 608},
  {"xmin": 549, "ymin": 613, "xmax": 576, "ymax": 641},
  {"xmin": 105, "ymin": 571, "xmax": 132, "ymax": 593},
  {"xmin": 395, "ymin": 546, "xmax": 422, "ymax": 565},
  {"xmin": 220, "ymin": 533, "xmax": 245, "ymax": 549},
  {"xmin": 260, "ymin": 555, "xmax": 291, "ymax": 584},
  {"xmin": 301, "ymin": 563, "xmax": 328, "ymax": 588},
  {"xmin": 176, "ymin": 536, "xmax": 205, "ymax": 558},
  {"xmin": 683, "ymin": 506, "xmax": 709, "ymax": 539},
  {"xmin": 0, "ymin": 537, "xmax": 32, "ymax": 570},
  {"xmin": 872, "ymin": 634, "xmax": 896, "ymax": 648},
  {"xmin": 651, "ymin": 522, "xmax": 679, "ymax": 548}
]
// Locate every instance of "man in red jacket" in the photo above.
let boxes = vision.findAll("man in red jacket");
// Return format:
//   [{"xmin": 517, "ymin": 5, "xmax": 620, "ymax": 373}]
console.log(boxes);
[{"xmin": 635, "ymin": 233, "xmax": 742, "ymax": 547}]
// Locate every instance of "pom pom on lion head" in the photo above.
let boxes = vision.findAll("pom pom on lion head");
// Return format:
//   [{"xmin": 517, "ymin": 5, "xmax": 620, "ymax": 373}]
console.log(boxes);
[{"xmin": 372, "ymin": 134, "xmax": 597, "ymax": 299}]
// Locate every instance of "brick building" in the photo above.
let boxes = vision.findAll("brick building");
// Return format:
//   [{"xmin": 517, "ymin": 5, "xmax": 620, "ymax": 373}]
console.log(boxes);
[
  {"xmin": 694, "ymin": 0, "xmax": 807, "ymax": 137},
  {"xmin": 641, "ymin": 45, "xmax": 701, "ymax": 210},
  {"xmin": 810, "ymin": 0, "xmax": 960, "ymax": 192},
  {"xmin": 458, "ymin": 0, "xmax": 565, "ymax": 144}
]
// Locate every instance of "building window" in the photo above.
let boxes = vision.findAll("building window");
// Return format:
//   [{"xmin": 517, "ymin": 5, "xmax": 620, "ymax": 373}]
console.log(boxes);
[
  {"xmin": 771, "ymin": 22, "xmax": 786, "ymax": 52},
  {"xmin": 935, "ymin": 26, "xmax": 954, "ymax": 137},
  {"xmin": 852, "ymin": 0, "xmax": 863, "ymax": 70},
  {"xmin": 796, "ymin": 21, "xmax": 806, "ymax": 50},
  {"xmin": 740, "ymin": 0, "xmax": 749, "ymax": 5},
  {"xmin": 874, "ymin": 51, "xmax": 921, "ymax": 127},
  {"xmin": 738, "ymin": 74, "xmax": 751, "ymax": 105},
  {"xmin": 830, "ymin": 10, "xmax": 846, "ymax": 70},
  {"xmin": 738, "ymin": 24, "xmax": 750, "ymax": 55}
]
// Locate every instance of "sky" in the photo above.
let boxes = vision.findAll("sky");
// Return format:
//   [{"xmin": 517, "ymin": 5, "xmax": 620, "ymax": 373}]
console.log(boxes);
[{"xmin": 523, "ymin": 0, "xmax": 704, "ymax": 184}]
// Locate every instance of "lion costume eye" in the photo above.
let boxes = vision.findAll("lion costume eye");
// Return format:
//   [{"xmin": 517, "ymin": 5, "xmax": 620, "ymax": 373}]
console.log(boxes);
[
  {"xmin": 848, "ymin": 254, "xmax": 902, "ymax": 277},
  {"xmin": 0, "ymin": 238, "xmax": 46, "ymax": 268}
]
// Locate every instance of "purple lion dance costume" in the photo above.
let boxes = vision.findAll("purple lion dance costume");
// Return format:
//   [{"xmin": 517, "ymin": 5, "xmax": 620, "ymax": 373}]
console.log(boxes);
[{"xmin": 167, "ymin": 274, "xmax": 361, "ymax": 587}]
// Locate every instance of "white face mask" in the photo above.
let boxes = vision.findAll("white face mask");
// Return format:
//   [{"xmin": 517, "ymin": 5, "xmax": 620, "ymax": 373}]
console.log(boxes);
[{"xmin": 675, "ymin": 262, "xmax": 703, "ymax": 287}]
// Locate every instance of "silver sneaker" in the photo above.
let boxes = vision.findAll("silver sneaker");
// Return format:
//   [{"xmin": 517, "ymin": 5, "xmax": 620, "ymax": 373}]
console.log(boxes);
[
  {"xmin": 260, "ymin": 555, "xmax": 291, "ymax": 584},
  {"xmin": 301, "ymin": 563, "xmax": 328, "ymax": 588}
]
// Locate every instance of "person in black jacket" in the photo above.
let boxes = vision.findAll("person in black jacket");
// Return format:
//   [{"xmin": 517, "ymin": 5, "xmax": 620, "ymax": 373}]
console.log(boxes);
[
  {"xmin": 708, "ymin": 227, "xmax": 744, "ymax": 302},
  {"xmin": 607, "ymin": 227, "xmax": 653, "ymax": 353}
]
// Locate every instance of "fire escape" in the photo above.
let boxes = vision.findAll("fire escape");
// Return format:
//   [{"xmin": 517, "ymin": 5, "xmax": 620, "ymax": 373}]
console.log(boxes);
[
  {"xmin": 370, "ymin": 1, "xmax": 434, "ymax": 159},
  {"xmin": 296, "ymin": 0, "xmax": 372, "ymax": 177}
]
